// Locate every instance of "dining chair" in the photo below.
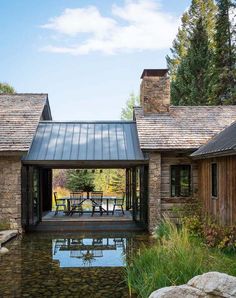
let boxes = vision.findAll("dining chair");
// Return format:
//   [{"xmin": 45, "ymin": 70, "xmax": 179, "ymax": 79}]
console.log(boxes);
[
  {"xmin": 91, "ymin": 191, "xmax": 103, "ymax": 216},
  {"xmin": 112, "ymin": 192, "xmax": 125, "ymax": 215},
  {"xmin": 54, "ymin": 192, "xmax": 66, "ymax": 216},
  {"xmin": 69, "ymin": 192, "xmax": 84, "ymax": 216}
]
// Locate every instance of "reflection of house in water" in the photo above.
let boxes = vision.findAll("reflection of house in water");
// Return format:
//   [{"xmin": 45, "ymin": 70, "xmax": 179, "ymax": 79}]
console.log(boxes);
[{"xmin": 52, "ymin": 237, "xmax": 127, "ymax": 268}]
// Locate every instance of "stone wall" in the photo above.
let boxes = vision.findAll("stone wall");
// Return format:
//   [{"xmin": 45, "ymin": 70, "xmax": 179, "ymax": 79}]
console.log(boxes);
[
  {"xmin": 148, "ymin": 153, "xmax": 161, "ymax": 232},
  {"xmin": 0, "ymin": 156, "xmax": 22, "ymax": 230},
  {"xmin": 140, "ymin": 74, "xmax": 170, "ymax": 114},
  {"xmin": 148, "ymin": 152, "xmax": 198, "ymax": 232},
  {"xmin": 161, "ymin": 152, "xmax": 198, "ymax": 222}
]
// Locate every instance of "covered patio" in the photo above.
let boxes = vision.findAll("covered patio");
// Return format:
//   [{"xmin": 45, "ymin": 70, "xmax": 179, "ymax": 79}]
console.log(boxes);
[{"xmin": 22, "ymin": 120, "xmax": 149, "ymax": 231}]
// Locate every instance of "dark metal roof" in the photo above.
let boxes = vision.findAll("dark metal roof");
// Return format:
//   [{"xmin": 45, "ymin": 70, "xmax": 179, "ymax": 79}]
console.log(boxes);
[
  {"xmin": 141, "ymin": 69, "xmax": 168, "ymax": 79},
  {"xmin": 24, "ymin": 121, "xmax": 145, "ymax": 165},
  {"xmin": 191, "ymin": 121, "xmax": 236, "ymax": 158}
]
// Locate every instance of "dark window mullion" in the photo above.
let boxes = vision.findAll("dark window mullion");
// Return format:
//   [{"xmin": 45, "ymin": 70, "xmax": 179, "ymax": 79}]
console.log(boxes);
[{"xmin": 171, "ymin": 165, "xmax": 191, "ymax": 197}]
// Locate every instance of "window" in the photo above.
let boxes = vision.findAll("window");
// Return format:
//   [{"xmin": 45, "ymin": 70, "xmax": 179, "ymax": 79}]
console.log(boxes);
[
  {"xmin": 171, "ymin": 165, "xmax": 191, "ymax": 197},
  {"xmin": 211, "ymin": 163, "xmax": 218, "ymax": 198}
]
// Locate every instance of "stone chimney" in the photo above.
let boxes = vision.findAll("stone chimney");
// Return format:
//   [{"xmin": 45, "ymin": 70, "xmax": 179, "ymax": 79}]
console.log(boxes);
[{"xmin": 140, "ymin": 69, "xmax": 170, "ymax": 114}]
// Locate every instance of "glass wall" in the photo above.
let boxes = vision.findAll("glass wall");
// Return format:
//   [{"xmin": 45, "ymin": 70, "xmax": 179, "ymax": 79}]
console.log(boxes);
[{"xmin": 33, "ymin": 168, "xmax": 40, "ymax": 223}]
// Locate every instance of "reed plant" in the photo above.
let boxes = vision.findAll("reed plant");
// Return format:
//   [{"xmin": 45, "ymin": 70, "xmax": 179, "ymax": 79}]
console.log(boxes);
[{"xmin": 126, "ymin": 218, "xmax": 236, "ymax": 298}]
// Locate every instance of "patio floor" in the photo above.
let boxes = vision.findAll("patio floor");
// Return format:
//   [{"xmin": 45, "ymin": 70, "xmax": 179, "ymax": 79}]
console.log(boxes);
[{"xmin": 42, "ymin": 211, "xmax": 133, "ymax": 222}]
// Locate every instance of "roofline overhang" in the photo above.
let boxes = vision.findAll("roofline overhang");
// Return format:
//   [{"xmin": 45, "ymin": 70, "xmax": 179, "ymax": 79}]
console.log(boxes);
[
  {"xmin": 141, "ymin": 148, "xmax": 197, "ymax": 153},
  {"xmin": 191, "ymin": 149, "xmax": 236, "ymax": 160},
  {"xmin": 22, "ymin": 159, "xmax": 149, "ymax": 168}
]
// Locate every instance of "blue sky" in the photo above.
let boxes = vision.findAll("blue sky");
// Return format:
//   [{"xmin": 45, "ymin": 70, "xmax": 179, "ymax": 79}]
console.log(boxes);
[{"xmin": 0, "ymin": 0, "xmax": 191, "ymax": 120}]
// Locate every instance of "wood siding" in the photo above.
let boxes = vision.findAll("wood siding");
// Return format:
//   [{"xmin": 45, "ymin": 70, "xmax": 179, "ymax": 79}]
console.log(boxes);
[
  {"xmin": 161, "ymin": 153, "xmax": 198, "ymax": 221},
  {"xmin": 198, "ymin": 156, "xmax": 236, "ymax": 225}
]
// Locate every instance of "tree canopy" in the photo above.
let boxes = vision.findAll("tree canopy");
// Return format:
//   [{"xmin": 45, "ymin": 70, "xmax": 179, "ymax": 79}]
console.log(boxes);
[
  {"xmin": 167, "ymin": 0, "xmax": 236, "ymax": 106},
  {"xmin": 210, "ymin": 0, "xmax": 236, "ymax": 104},
  {"xmin": 0, "ymin": 83, "xmax": 15, "ymax": 94},
  {"xmin": 171, "ymin": 18, "xmax": 212, "ymax": 105},
  {"xmin": 121, "ymin": 93, "xmax": 140, "ymax": 120},
  {"xmin": 166, "ymin": 0, "xmax": 216, "ymax": 80},
  {"xmin": 66, "ymin": 169, "xmax": 95, "ymax": 192}
]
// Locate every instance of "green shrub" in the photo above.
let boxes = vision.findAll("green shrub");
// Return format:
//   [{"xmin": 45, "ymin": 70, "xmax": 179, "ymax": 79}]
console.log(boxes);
[
  {"xmin": 182, "ymin": 212, "xmax": 236, "ymax": 253},
  {"xmin": 126, "ymin": 218, "xmax": 236, "ymax": 298}
]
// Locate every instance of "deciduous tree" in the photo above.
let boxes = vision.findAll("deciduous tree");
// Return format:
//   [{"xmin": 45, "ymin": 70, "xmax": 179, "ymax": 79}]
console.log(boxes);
[
  {"xmin": 0, "ymin": 83, "xmax": 15, "ymax": 94},
  {"xmin": 121, "ymin": 93, "xmax": 140, "ymax": 120}
]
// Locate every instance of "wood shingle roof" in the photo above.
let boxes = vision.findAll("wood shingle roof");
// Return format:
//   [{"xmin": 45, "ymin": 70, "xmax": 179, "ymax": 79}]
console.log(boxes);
[
  {"xmin": 134, "ymin": 106, "xmax": 236, "ymax": 150},
  {"xmin": 0, "ymin": 94, "xmax": 51, "ymax": 152}
]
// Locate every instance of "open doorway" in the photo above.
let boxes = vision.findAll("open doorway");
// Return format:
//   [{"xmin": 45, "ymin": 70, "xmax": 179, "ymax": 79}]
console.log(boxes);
[
  {"xmin": 43, "ymin": 168, "xmax": 131, "ymax": 221},
  {"xmin": 22, "ymin": 165, "xmax": 148, "ymax": 230}
]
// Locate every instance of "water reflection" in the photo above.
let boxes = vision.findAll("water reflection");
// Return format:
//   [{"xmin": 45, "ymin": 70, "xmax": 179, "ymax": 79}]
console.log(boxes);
[
  {"xmin": 52, "ymin": 237, "xmax": 126, "ymax": 267},
  {"xmin": 0, "ymin": 232, "xmax": 149, "ymax": 297}
]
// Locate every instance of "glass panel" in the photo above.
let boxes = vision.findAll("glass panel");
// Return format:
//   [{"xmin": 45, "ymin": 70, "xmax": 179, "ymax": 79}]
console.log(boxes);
[
  {"xmin": 180, "ymin": 165, "xmax": 191, "ymax": 196},
  {"xmin": 33, "ymin": 168, "xmax": 40, "ymax": 223},
  {"xmin": 211, "ymin": 163, "xmax": 218, "ymax": 197},
  {"xmin": 171, "ymin": 166, "xmax": 178, "ymax": 196},
  {"xmin": 171, "ymin": 165, "xmax": 191, "ymax": 197},
  {"xmin": 135, "ymin": 168, "xmax": 141, "ymax": 222}
]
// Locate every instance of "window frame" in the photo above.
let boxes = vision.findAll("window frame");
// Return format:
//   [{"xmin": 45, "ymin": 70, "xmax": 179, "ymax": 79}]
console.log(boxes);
[
  {"xmin": 211, "ymin": 162, "xmax": 218, "ymax": 199},
  {"xmin": 170, "ymin": 164, "xmax": 192, "ymax": 198}
]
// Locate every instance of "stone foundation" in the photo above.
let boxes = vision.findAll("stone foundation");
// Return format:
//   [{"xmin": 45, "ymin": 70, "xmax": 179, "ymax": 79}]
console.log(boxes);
[{"xmin": 0, "ymin": 156, "xmax": 22, "ymax": 230}]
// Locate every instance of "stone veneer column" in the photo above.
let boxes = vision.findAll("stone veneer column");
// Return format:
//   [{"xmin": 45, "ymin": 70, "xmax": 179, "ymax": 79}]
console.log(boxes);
[
  {"xmin": 148, "ymin": 152, "xmax": 161, "ymax": 232},
  {"xmin": 0, "ymin": 156, "xmax": 22, "ymax": 230}
]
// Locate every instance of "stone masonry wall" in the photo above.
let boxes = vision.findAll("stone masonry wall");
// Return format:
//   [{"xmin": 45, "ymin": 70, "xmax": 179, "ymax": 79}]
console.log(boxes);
[
  {"xmin": 148, "ymin": 152, "xmax": 198, "ymax": 232},
  {"xmin": 140, "ymin": 75, "xmax": 170, "ymax": 114},
  {"xmin": 148, "ymin": 153, "xmax": 161, "ymax": 232},
  {"xmin": 0, "ymin": 156, "xmax": 22, "ymax": 230}
]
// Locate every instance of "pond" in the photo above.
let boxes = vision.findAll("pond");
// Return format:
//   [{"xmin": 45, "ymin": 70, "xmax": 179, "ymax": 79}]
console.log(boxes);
[{"xmin": 0, "ymin": 232, "xmax": 150, "ymax": 298}]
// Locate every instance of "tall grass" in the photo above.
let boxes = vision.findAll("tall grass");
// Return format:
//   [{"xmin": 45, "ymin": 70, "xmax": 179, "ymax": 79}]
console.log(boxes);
[{"xmin": 126, "ymin": 218, "xmax": 236, "ymax": 298}]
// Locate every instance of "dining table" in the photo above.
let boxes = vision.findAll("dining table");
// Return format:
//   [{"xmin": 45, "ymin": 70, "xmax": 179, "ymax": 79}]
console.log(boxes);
[{"xmin": 59, "ymin": 196, "xmax": 117, "ymax": 215}]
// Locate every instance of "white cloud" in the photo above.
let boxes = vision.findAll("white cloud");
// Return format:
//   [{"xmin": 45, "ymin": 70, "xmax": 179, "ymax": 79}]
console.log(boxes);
[{"xmin": 41, "ymin": 0, "xmax": 180, "ymax": 55}]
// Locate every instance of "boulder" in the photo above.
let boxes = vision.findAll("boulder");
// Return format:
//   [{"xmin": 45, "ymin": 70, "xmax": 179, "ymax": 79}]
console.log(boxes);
[
  {"xmin": 149, "ymin": 285, "xmax": 207, "ymax": 298},
  {"xmin": 188, "ymin": 272, "xmax": 236, "ymax": 298},
  {"xmin": 0, "ymin": 230, "xmax": 18, "ymax": 245}
]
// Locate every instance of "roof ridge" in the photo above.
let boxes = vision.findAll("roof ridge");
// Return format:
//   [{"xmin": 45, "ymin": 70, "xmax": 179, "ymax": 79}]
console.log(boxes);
[
  {"xmin": 135, "ymin": 105, "xmax": 236, "ymax": 109},
  {"xmin": 0, "ymin": 93, "xmax": 48, "ymax": 95},
  {"xmin": 39, "ymin": 120, "xmax": 136, "ymax": 124}
]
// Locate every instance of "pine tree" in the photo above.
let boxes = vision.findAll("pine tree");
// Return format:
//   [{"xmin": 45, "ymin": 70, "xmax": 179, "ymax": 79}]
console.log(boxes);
[
  {"xmin": 66, "ymin": 169, "xmax": 95, "ymax": 192},
  {"xmin": 172, "ymin": 18, "xmax": 213, "ymax": 105},
  {"xmin": 166, "ymin": 12, "xmax": 190, "ymax": 79},
  {"xmin": 166, "ymin": 0, "xmax": 216, "ymax": 81},
  {"xmin": 211, "ymin": 0, "xmax": 236, "ymax": 104}
]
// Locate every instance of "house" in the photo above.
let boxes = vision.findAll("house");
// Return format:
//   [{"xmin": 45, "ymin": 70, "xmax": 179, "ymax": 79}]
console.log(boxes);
[
  {"xmin": 0, "ymin": 70, "xmax": 236, "ymax": 232},
  {"xmin": 191, "ymin": 121, "xmax": 236, "ymax": 225},
  {"xmin": 134, "ymin": 69, "xmax": 236, "ymax": 230},
  {"xmin": 0, "ymin": 94, "xmax": 51, "ymax": 230}
]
